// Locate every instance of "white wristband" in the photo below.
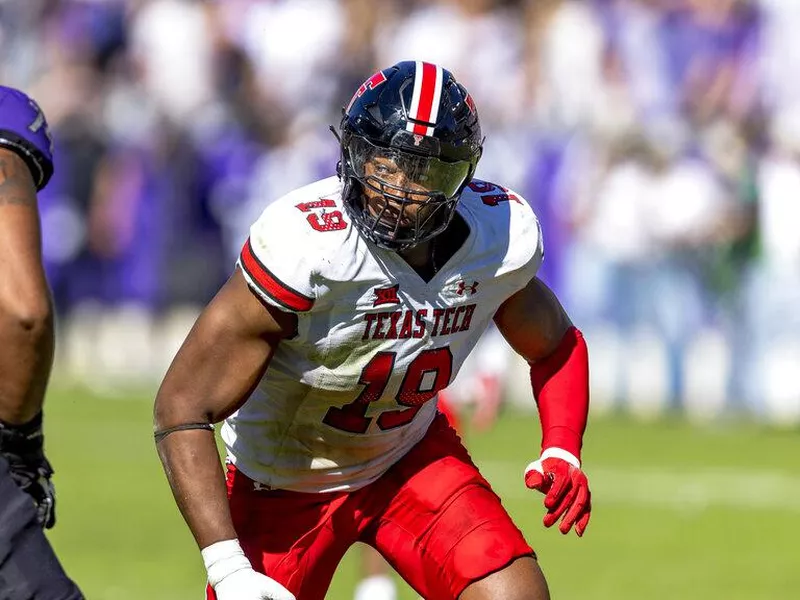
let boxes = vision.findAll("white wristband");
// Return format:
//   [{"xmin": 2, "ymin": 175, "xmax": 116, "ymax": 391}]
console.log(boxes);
[
  {"xmin": 540, "ymin": 447, "xmax": 581, "ymax": 468},
  {"xmin": 201, "ymin": 539, "xmax": 252, "ymax": 588},
  {"xmin": 524, "ymin": 447, "xmax": 581, "ymax": 478}
]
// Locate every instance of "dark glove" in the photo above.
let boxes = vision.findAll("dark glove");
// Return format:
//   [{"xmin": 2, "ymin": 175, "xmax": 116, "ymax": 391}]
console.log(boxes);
[
  {"xmin": 0, "ymin": 86, "xmax": 55, "ymax": 190},
  {"xmin": 0, "ymin": 412, "xmax": 56, "ymax": 528}
]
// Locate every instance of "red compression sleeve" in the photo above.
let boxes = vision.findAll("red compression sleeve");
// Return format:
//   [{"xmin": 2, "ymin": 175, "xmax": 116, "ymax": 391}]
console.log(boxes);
[{"xmin": 529, "ymin": 326, "xmax": 589, "ymax": 460}]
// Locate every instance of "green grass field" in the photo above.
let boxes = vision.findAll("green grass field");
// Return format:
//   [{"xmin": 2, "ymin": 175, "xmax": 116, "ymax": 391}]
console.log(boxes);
[{"xmin": 42, "ymin": 386, "xmax": 799, "ymax": 600}]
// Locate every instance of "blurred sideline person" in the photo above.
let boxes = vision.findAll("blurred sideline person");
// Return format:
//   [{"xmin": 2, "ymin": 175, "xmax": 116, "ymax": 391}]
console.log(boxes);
[
  {"xmin": 155, "ymin": 61, "xmax": 592, "ymax": 600},
  {"xmin": 0, "ymin": 87, "xmax": 83, "ymax": 599},
  {"xmin": 443, "ymin": 323, "xmax": 510, "ymax": 431}
]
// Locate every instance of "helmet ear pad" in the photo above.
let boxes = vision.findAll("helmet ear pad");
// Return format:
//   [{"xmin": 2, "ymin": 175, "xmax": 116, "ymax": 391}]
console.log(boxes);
[{"xmin": 337, "ymin": 61, "xmax": 483, "ymax": 251}]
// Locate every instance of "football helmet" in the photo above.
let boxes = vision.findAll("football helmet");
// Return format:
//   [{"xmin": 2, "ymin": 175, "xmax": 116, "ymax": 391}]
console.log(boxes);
[
  {"xmin": 337, "ymin": 61, "xmax": 482, "ymax": 251},
  {"xmin": 0, "ymin": 86, "xmax": 54, "ymax": 190}
]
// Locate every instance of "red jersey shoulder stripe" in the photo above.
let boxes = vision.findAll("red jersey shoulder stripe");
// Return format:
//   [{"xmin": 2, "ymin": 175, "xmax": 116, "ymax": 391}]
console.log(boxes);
[{"xmin": 240, "ymin": 238, "xmax": 314, "ymax": 312}]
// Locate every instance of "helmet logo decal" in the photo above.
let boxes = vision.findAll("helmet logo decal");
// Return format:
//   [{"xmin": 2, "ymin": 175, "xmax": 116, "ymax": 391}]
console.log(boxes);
[
  {"xmin": 406, "ymin": 61, "xmax": 443, "ymax": 137},
  {"xmin": 465, "ymin": 93, "xmax": 477, "ymax": 115},
  {"xmin": 412, "ymin": 134, "xmax": 424, "ymax": 146},
  {"xmin": 347, "ymin": 70, "xmax": 388, "ymax": 112}
]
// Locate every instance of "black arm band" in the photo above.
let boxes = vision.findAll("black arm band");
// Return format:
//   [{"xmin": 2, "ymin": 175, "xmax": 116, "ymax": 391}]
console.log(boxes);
[{"xmin": 154, "ymin": 422, "xmax": 215, "ymax": 443}]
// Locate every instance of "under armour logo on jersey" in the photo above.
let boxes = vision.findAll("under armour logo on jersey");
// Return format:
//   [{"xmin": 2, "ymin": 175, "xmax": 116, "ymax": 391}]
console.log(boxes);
[
  {"xmin": 373, "ymin": 284, "xmax": 401, "ymax": 307},
  {"xmin": 456, "ymin": 280, "xmax": 479, "ymax": 296}
]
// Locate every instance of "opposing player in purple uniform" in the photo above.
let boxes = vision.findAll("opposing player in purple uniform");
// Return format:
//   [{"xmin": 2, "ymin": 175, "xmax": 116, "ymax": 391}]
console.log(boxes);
[{"xmin": 0, "ymin": 85, "xmax": 83, "ymax": 599}]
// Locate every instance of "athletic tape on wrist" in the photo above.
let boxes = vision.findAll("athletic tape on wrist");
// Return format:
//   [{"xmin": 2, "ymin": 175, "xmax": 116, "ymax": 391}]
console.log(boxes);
[{"xmin": 201, "ymin": 539, "xmax": 252, "ymax": 587}]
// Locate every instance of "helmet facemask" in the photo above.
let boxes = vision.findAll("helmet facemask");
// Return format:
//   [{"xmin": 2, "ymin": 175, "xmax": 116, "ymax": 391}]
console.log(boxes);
[{"xmin": 342, "ymin": 135, "xmax": 473, "ymax": 251}]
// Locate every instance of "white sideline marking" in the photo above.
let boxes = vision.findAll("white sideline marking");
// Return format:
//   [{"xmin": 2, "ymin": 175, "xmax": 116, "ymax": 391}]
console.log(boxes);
[{"xmin": 479, "ymin": 462, "xmax": 800, "ymax": 512}]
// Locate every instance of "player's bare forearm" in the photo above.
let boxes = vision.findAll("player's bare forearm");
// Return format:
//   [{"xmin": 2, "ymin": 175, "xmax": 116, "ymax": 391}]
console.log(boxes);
[
  {"xmin": 0, "ymin": 148, "xmax": 54, "ymax": 424},
  {"xmin": 156, "ymin": 429, "xmax": 238, "ymax": 549},
  {"xmin": 493, "ymin": 277, "xmax": 573, "ymax": 363},
  {"xmin": 154, "ymin": 269, "xmax": 296, "ymax": 548}
]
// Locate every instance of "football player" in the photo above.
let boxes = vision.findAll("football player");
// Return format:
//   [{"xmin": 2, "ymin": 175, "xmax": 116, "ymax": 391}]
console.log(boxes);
[
  {"xmin": 0, "ymin": 86, "xmax": 84, "ymax": 599},
  {"xmin": 155, "ymin": 61, "xmax": 592, "ymax": 600}
]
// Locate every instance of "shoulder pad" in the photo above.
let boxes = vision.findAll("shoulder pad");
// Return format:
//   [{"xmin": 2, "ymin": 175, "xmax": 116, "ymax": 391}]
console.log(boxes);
[
  {"xmin": 461, "ymin": 179, "xmax": 544, "ymax": 277},
  {"xmin": 238, "ymin": 177, "xmax": 349, "ymax": 312}
]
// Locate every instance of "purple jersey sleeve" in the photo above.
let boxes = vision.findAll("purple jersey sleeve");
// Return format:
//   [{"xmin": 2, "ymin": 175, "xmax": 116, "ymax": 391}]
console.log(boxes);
[{"xmin": 0, "ymin": 86, "xmax": 55, "ymax": 190}]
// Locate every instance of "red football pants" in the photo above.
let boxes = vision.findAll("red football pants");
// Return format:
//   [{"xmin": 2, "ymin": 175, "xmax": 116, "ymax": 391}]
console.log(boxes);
[{"xmin": 207, "ymin": 414, "xmax": 533, "ymax": 600}]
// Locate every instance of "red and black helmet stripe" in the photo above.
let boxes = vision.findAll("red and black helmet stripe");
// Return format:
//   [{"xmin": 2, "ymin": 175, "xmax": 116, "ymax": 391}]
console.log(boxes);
[
  {"xmin": 239, "ymin": 238, "xmax": 314, "ymax": 312},
  {"xmin": 406, "ymin": 61, "xmax": 444, "ymax": 136}
]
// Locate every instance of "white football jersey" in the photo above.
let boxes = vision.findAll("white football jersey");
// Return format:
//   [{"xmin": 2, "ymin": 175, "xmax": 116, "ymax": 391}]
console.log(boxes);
[{"xmin": 224, "ymin": 175, "xmax": 543, "ymax": 493}]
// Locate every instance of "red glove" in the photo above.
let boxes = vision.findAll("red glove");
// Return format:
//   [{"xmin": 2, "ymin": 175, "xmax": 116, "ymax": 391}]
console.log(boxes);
[{"xmin": 524, "ymin": 448, "xmax": 591, "ymax": 537}]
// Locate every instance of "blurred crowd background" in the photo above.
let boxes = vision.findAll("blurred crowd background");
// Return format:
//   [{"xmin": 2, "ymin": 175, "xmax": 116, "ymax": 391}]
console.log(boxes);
[{"xmin": 1, "ymin": 0, "xmax": 799, "ymax": 425}]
